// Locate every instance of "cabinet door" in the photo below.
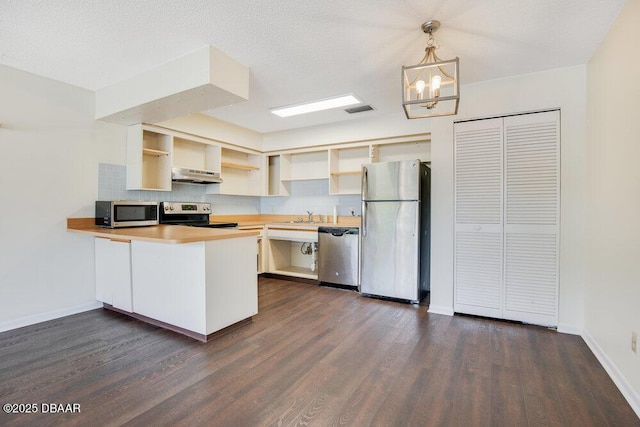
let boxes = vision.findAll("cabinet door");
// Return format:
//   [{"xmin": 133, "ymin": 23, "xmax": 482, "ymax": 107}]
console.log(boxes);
[
  {"xmin": 453, "ymin": 111, "xmax": 560, "ymax": 327},
  {"xmin": 95, "ymin": 238, "xmax": 133, "ymax": 312},
  {"xmin": 503, "ymin": 111, "xmax": 559, "ymax": 326},
  {"xmin": 131, "ymin": 241, "xmax": 206, "ymax": 334},
  {"xmin": 454, "ymin": 118, "xmax": 504, "ymax": 318}
]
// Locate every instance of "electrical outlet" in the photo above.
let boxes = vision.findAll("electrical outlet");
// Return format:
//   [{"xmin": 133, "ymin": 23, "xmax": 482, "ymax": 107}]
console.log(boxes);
[
  {"xmin": 349, "ymin": 207, "xmax": 355, "ymax": 216},
  {"xmin": 632, "ymin": 331, "xmax": 638, "ymax": 354}
]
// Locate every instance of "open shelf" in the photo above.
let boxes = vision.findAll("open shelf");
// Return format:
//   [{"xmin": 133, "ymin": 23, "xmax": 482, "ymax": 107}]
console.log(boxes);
[
  {"xmin": 127, "ymin": 124, "xmax": 173, "ymax": 191},
  {"xmin": 282, "ymin": 151, "xmax": 328, "ymax": 181},
  {"xmin": 330, "ymin": 170, "xmax": 361, "ymax": 176},
  {"xmin": 328, "ymin": 146, "xmax": 370, "ymax": 195},
  {"xmin": 267, "ymin": 237, "xmax": 318, "ymax": 280},
  {"xmin": 172, "ymin": 137, "xmax": 220, "ymax": 173},
  {"xmin": 221, "ymin": 161, "xmax": 260, "ymax": 171},
  {"xmin": 281, "ymin": 177, "xmax": 328, "ymax": 182},
  {"xmin": 206, "ymin": 147, "xmax": 262, "ymax": 196},
  {"xmin": 142, "ymin": 148, "xmax": 170, "ymax": 157}
]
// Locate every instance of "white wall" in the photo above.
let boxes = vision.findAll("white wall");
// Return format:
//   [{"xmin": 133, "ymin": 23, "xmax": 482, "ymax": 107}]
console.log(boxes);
[
  {"xmin": 428, "ymin": 65, "xmax": 587, "ymax": 333},
  {"xmin": 585, "ymin": 0, "xmax": 640, "ymax": 412},
  {"xmin": 263, "ymin": 111, "xmax": 430, "ymax": 151},
  {"xmin": 0, "ymin": 65, "xmax": 126, "ymax": 330}
]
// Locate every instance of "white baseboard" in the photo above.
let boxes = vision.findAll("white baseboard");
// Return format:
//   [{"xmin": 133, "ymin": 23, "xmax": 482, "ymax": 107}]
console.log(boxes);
[
  {"xmin": 0, "ymin": 301, "xmax": 103, "ymax": 333},
  {"xmin": 428, "ymin": 305, "xmax": 454, "ymax": 316},
  {"xmin": 557, "ymin": 323, "xmax": 583, "ymax": 335},
  {"xmin": 582, "ymin": 330, "xmax": 640, "ymax": 418}
]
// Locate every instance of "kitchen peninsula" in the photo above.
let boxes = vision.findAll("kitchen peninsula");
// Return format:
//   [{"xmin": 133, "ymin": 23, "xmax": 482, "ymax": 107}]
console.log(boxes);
[{"xmin": 68, "ymin": 220, "xmax": 259, "ymax": 342}]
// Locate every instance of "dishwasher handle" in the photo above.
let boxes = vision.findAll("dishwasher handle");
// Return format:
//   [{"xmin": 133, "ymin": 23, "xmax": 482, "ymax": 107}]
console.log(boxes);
[{"xmin": 318, "ymin": 227, "xmax": 358, "ymax": 237}]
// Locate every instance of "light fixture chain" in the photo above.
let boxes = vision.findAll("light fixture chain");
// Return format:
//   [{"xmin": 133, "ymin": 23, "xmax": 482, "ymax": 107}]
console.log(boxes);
[{"xmin": 426, "ymin": 32, "xmax": 438, "ymax": 48}]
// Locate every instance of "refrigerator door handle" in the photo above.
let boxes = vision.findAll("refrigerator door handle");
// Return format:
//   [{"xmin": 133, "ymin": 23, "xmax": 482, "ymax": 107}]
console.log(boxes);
[
  {"xmin": 361, "ymin": 166, "xmax": 368, "ymax": 200},
  {"xmin": 361, "ymin": 201, "xmax": 367, "ymax": 237}
]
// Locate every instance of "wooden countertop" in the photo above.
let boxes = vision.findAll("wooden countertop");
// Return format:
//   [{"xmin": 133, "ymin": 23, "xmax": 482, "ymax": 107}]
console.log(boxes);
[
  {"xmin": 212, "ymin": 214, "xmax": 361, "ymax": 228},
  {"xmin": 239, "ymin": 223, "xmax": 361, "ymax": 232},
  {"xmin": 67, "ymin": 219, "xmax": 258, "ymax": 244}
]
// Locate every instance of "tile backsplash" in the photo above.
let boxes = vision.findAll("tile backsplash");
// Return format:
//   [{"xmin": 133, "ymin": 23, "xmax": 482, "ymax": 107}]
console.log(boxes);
[
  {"xmin": 98, "ymin": 163, "xmax": 208, "ymax": 203},
  {"xmin": 98, "ymin": 163, "xmax": 360, "ymax": 216},
  {"xmin": 260, "ymin": 180, "xmax": 361, "ymax": 217}
]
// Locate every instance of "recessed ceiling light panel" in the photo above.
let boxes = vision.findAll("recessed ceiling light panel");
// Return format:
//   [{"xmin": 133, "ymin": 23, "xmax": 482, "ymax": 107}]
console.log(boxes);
[{"xmin": 270, "ymin": 94, "xmax": 362, "ymax": 117}]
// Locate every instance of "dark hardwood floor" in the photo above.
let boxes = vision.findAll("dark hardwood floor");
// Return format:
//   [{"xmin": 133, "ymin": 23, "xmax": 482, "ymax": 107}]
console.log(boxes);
[{"xmin": 1, "ymin": 277, "xmax": 638, "ymax": 426}]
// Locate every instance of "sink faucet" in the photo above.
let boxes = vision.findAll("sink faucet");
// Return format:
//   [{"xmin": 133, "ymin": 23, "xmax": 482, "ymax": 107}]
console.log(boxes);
[{"xmin": 306, "ymin": 211, "xmax": 313, "ymax": 223}]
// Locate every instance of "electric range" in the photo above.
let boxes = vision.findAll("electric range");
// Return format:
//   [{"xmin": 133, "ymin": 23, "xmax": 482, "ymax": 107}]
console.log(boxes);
[{"xmin": 158, "ymin": 202, "xmax": 238, "ymax": 228}]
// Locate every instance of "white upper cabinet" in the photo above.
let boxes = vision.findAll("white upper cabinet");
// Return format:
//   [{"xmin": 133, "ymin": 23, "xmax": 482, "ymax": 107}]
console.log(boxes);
[
  {"xmin": 172, "ymin": 136, "xmax": 221, "ymax": 173},
  {"xmin": 126, "ymin": 123, "xmax": 261, "ymax": 196},
  {"xmin": 264, "ymin": 150, "xmax": 328, "ymax": 196},
  {"xmin": 126, "ymin": 124, "xmax": 432, "ymax": 198},
  {"xmin": 328, "ymin": 145, "xmax": 372, "ymax": 195},
  {"xmin": 263, "ymin": 136, "xmax": 431, "ymax": 196},
  {"xmin": 328, "ymin": 140, "xmax": 431, "ymax": 195},
  {"xmin": 127, "ymin": 124, "xmax": 173, "ymax": 191},
  {"xmin": 206, "ymin": 147, "xmax": 262, "ymax": 196}
]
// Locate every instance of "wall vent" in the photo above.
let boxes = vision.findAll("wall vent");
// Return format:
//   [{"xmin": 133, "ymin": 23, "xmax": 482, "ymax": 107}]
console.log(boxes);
[{"xmin": 345, "ymin": 105, "xmax": 375, "ymax": 114}]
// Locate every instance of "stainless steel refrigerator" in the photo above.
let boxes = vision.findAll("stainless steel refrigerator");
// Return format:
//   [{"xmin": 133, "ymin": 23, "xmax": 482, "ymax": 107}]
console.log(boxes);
[{"xmin": 360, "ymin": 160, "xmax": 430, "ymax": 303}]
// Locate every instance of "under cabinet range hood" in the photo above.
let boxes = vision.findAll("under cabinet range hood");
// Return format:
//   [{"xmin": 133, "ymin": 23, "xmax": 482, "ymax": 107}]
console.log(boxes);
[{"xmin": 171, "ymin": 167, "xmax": 222, "ymax": 184}]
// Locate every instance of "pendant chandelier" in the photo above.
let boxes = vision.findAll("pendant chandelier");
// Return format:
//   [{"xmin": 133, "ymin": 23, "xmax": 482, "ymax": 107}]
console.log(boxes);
[{"xmin": 402, "ymin": 20, "xmax": 459, "ymax": 119}]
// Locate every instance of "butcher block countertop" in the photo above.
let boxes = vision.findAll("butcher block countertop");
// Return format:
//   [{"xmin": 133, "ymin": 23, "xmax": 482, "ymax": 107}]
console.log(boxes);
[
  {"xmin": 212, "ymin": 214, "xmax": 361, "ymax": 228},
  {"xmin": 67, "ymin": 218, "xmax": 258, "ymax": 244}
]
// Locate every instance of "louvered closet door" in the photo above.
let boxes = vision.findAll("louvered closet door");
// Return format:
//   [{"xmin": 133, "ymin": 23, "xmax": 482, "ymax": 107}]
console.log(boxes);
[
  {"xmin": 454, "ymin": 118, "xmax": 504, "ymax": 319},
  {"xmin": 503, "ymin": 111, "xmax": 559, "ymax": 326}
]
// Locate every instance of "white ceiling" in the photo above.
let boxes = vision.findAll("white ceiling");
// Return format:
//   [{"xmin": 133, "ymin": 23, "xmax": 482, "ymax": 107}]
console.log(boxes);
[{"xmin": 0, "ymin": 0, "xmax": 626, "ymax": 133}]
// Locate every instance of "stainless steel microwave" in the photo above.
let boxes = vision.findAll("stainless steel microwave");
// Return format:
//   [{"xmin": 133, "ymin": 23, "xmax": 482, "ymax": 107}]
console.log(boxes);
[{"xmin": 95, "ymin": 201, "xmax": 158, "ymax": 228}]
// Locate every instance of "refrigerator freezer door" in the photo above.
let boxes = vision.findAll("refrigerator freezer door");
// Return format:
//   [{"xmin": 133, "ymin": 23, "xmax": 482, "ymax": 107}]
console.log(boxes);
[
  {"xmin": 362, "ymin": 160, "xmax": 420, "ymax": 201},
  {"xmin": 360, "ymin": 200, "xmax": 420, "ymax": 301}
]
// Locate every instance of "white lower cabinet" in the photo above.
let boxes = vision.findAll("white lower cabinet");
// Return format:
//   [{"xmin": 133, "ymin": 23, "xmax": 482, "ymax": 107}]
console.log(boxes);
[
  {"xmin": 130, "ymin": 237, "xmax": 258, "ymax": 335},
  {"xmin": 94, "ymin": 238, "xmax": 133, "ymax": 312},
  {"xmin": 267, "ymin": 228, "xmax": 319, "ymax": 280}
]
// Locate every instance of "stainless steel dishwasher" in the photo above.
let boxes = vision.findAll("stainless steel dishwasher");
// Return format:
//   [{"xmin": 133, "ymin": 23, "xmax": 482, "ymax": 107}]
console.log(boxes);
[{"xmin": 318, "ymin": 226, "xmax": 359, "ymax": 288}]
